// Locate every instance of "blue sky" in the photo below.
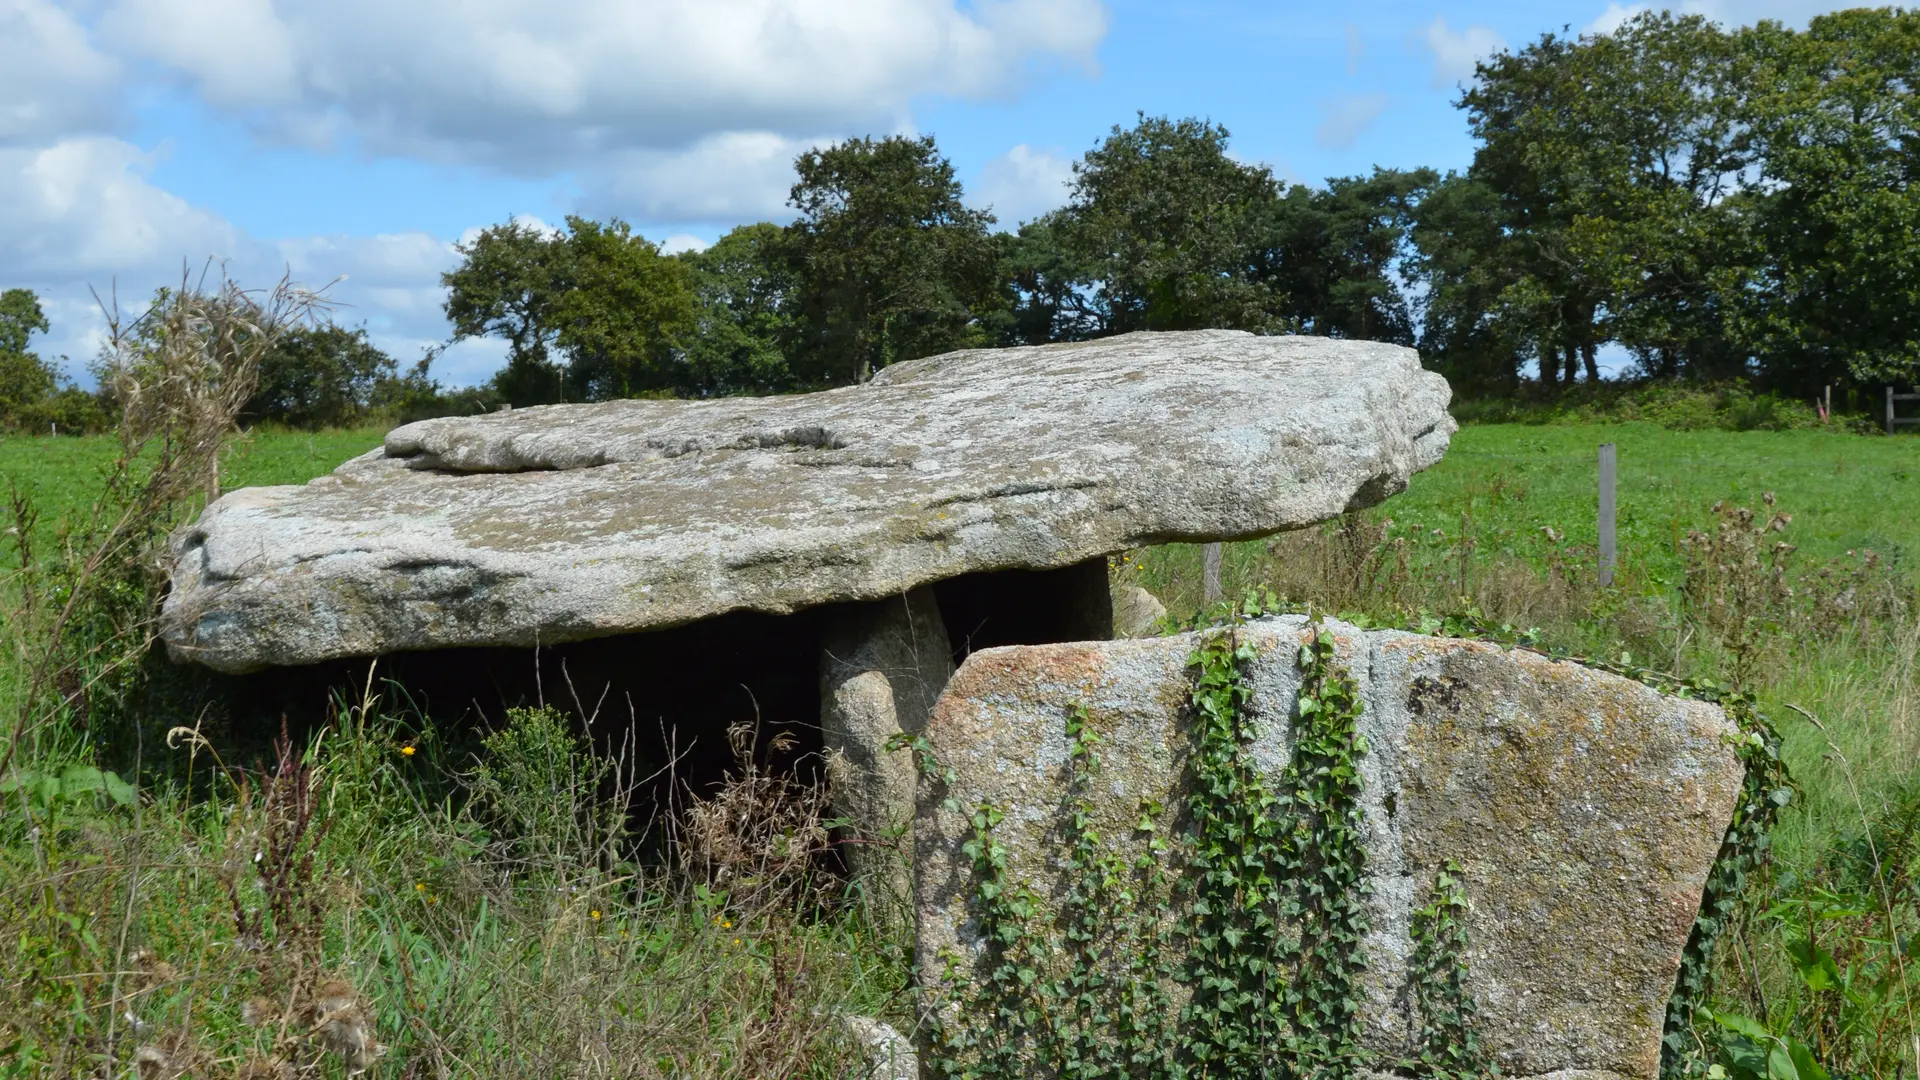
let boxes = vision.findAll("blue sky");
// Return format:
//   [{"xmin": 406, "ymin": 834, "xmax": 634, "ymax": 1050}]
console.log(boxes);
[{"xmin": 1, "ymin": 0, "xmax": 1854, "ymax": 386}]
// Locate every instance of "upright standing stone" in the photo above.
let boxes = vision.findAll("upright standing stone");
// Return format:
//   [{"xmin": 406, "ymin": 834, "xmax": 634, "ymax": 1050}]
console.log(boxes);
[
  {"xmin": 916, "ymin": 616, "xmax": 1745, "ymax": 1079},
  {"xmin": 822, "ymin": 588, "xmax": 954, "ymax": 913}
]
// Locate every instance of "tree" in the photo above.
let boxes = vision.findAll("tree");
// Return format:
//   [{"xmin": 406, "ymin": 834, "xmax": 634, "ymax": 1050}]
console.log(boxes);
[
  {"xmin": 680, "ymin": 223, "xmax": 794, "ymax": 395},
  {"xmin": 551, "ymin": 218, "xmax": 698, "ymax": 400},
  {"xmin": 1408, "ymin": 175, "xmax": 1532, "ymax": 394},
  {"xmin": 1046, "ymin": 115, "xmax": 1287, "ymax": 336},
  {"xmin": 781, "ymin": 135, "xmax": 1002, "ymax": 385},
  {"xmin": 0, "ymin": 289, "xmax": 59, "ymax": 428},
  {"xmin": 996, "ymin": 217, "xmax": 1102, "ymax": 345},
  {"xmin": 1737, "ymin": 8, "xmax": 1920, "ymax": 392},
  {"xmin": 1262, "ymin": 168, "xmax": 1437, "ymax": 344},
  {"xmin": 243, "ymin": 324, "xmax": 398, "ymax": 429},
  {"xmin": 442, "ymin": 217, "xmax": 698, "ymax": 404},
  {"xmin": 1459, "ymin": 28, "xmax": 1619, "ymax": 388},
  {"xmin": 443, "ymin": 219, "xmax": 569, "ymax": 404},
  {"xmin": 1435, "ymin": 12, "xmax": 1756, "ymax": 390}
]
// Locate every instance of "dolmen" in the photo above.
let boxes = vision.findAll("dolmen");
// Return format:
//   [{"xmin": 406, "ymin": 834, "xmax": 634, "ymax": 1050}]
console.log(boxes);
[
  {"xmin": 162, "ymin": 331, "xmax": 1746, "ymax": 1073},
  {"xmin": 162, "ymin": 330, "xmax": 1454, "ymax": 889}
]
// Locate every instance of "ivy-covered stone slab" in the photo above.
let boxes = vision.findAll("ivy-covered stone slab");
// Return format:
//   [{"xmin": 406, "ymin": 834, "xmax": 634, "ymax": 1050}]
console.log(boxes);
[
  {"xmin": 915, "ymin": 615, "xmax": 1745, "ymax": 1080},
  {"xmin": 160, "ymin": 331, "xmax": 1451, "ymax": 673}
]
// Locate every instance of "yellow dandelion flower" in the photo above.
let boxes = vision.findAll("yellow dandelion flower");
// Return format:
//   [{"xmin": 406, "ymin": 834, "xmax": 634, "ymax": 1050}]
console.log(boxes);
[
  {"xmin": 429, "ymin": 895, "xmax": 438, "ymax": 905},
  {"xmin": 590, "ymin": 909, "xmax": 602, "ymax": 921},
  {"xmin": 414, "ymin": 882, "xmax": 425, "ymax": 893},
  {"xmin": 731, "ymin": 937, "xmax": 742, "ymax": 947},
  {"xmin": 400, "ymin": 744, "xmax": 415, "ymax": 757}
]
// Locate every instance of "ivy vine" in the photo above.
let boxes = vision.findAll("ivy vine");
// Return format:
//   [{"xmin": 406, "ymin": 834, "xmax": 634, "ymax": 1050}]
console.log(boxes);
[
  {"xmin": 1404, "ymin": 860, "xmax": 1493, "ymax": 1080},
  {"xmin": 1179, "ymin": 625, "xmax": 1293, "ymax": 1077},
  {"xmin": 1656, "ymin": 689, "xmax": 1791, "ymax": 1080},
  {"xmin": 928, "ymin": 613, "xmax": 1435, "ymax": 1079},
  {"xmin": 1276, "ymin": 628, "xmax": 1372, "ymax": 1077}
]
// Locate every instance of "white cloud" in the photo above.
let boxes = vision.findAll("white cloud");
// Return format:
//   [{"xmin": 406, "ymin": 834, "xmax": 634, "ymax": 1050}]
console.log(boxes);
[
  {"xmin": 0, "ymin": 138, "xmax": 484, "ymax": 382},
  {"xmin": 276, "ymin": 230, "xmax": 463, "ymax": 340},
  {"xmin": 1315, "ymin": 93, "xmax": 1391, "ymax": 151},
  {"xmin": 96, "ymin": 0, "xmax": 1110, "ymax": 165},
  {"xmin": 101, "ymin": 0, "xmax": 300, "ymax": 109},
  {"xmin": 0, "ymin": 136, "xmax": 251, "ymax": 376},
  {"xmin": 0, "ymin": 136, "xmax": 250, "ymax": 281},
  {"xmin": 660, "ymin": 234, "xmax": 711, "ymax": 255},
  {"xmin": 1587, "ymin": 3, "xmax": 1647, "ymax": 34},
  {"xmin": 1420, "ymin": 16, "xmax": 1506, "ymax": 89},
  {"xmin": 0, "ymin": 0, "xmax": 124, "ymax": 144},
  {"xmin": 969, "ymin": 144, "xmax": 1074, "ymax": 228},
  {"xmin": 1, "ymin": 0, "xmax": 1116, "ymax": 388},
  {"xmin": 582, "ymin": 131, "xmax": 822, "ymax": 225}
]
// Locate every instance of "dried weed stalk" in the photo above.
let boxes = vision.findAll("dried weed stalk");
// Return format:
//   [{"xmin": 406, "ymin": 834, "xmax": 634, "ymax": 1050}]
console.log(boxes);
[{"xmin": 1, "ymin": 265, "xmax": 330, "ymax": 777}]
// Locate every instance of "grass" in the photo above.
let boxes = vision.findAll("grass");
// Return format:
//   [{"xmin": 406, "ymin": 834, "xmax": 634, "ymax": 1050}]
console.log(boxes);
[
  {"xmin": 0, "ymin": 426, "xmax": 385, "ymax": 541},
  {"xmin": 3, "ymin": 417, "xmax": 1918, "ymax": 1078},
  {"xmin": 1140, "ymin": 422, "xmax": 1916, "ymax": 613}
]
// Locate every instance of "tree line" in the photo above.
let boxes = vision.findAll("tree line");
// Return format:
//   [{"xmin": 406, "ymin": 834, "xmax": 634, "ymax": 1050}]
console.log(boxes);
[
  {"xmin": 441, "ymin": 120, "xmax": 1437, "ymax": 405},
  {"xmin": 2, "ymin": 8, "xmax": 1914, "ymax": 432},
  {"xmin": 445, "ymin": 8, "xmax": 1920, "ymax": 406}
]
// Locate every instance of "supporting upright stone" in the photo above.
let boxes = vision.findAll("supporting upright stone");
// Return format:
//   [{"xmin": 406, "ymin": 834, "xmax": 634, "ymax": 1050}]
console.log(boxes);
[
  {"xmin": 821, "ymin": 587, "xmax": 954, "ymax": 916},
  {"xmin": 915, "ymin": 616, "xmax": 1747, "ymax": 1079}
]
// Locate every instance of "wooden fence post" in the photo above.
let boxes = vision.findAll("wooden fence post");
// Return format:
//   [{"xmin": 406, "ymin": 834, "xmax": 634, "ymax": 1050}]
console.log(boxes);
[
  {"xmin": 1892, "ymin": 386, "xmax": 1898, "ymax": 436},
  {"xmin": 1598, "ymin": 443, "xmax": 1617, "ymax": 588},
  {"xmin": 1201, "ymin": 542, "xmax": 1223, "ymax": 604}
]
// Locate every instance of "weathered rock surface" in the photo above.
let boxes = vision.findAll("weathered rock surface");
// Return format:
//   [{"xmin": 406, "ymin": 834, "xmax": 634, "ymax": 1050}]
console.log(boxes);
[
  {"xmin": 162, "ymin": 332, "xmax": 1452, "ymax": 672},
  {"xmin": 1111, "ymin": 584, "xmax": 1167, "ymax": 637},
  {"xmin": 820, "ymin": 586, "xmax": 953, "ymax": 913},
  {"xmin": 835, "ymin": 1014, "xmax": 918, "ymax": 1080},
  {"xmin": 916, "ymin": 616, "xmax": 1744, "ymax": 1079}
]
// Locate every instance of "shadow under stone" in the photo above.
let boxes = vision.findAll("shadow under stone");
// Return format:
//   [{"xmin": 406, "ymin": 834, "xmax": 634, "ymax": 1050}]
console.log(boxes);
[{"xmin": 210, "ymin": 558, "xmax": 1114, "ymax": 829}]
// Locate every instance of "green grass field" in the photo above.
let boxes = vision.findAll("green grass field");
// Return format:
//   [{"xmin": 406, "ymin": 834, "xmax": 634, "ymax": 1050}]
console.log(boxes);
[
  {"xmin": 1118, "ymin": 422, "xmax": 1918, "ymax": 634},
  {"xmin": 0, "ymin": 426, "xmax": 386, "ymax": 535},
  {"xmin": 1400, "ymin": 422, "xmax": 1916, "ymax": 575}
]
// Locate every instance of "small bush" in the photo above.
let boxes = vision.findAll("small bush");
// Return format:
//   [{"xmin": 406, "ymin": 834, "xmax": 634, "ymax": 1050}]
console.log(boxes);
[{"xmin": 1452, "ymin": 380, "xmax": 1825, "ymax": 432}]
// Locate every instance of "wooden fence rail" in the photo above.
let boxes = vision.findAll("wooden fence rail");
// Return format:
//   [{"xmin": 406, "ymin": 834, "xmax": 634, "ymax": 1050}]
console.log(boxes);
[{"xmin": 1889, "ymin": 387, "xmax": 1920, "ymax": 434}]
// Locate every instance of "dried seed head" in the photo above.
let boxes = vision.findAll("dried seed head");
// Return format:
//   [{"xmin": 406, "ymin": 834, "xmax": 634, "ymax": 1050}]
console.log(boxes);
[
  {"xmin": 299, "ymin": 978, "xmax": 382, "ymax": 1074},
  {"xmin": 310, "ymin": 979, "xmax": 355, "ymax": 1015},
  {"xmin": 134, "ymin": 1045, "xmax": 173, "ymax": 1080},
  {"xmin": 241, "ymin": 997, "xmax": 280, "ymax": 1027}
]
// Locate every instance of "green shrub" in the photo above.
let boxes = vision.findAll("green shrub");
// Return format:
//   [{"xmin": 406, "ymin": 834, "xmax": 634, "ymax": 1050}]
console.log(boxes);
[{"xmin": 1451, "ymin": 380, "xmax": 1824, "ymax": 432}]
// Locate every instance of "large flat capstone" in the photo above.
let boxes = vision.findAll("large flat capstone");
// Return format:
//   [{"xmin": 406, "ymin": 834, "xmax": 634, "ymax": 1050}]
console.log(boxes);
[
  {"xmin": 916, "ymin": 616, "xmax": 1744, "ymax": 1079},
  {"xmin": 162, "ymin": 332, "xmax": 1452, "ymax": 672}
]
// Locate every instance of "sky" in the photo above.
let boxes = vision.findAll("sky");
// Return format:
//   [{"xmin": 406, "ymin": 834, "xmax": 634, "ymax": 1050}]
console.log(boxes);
[{"xmin": 0, "ymin": 0, "xmax": 1865, "ymax": 387}]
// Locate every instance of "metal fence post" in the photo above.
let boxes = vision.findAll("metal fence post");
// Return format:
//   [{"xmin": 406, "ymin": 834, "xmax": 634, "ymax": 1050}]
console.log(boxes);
[{"xmin": 1598, "ymin": 443, "xmax": 1617, "ymax": 588}]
